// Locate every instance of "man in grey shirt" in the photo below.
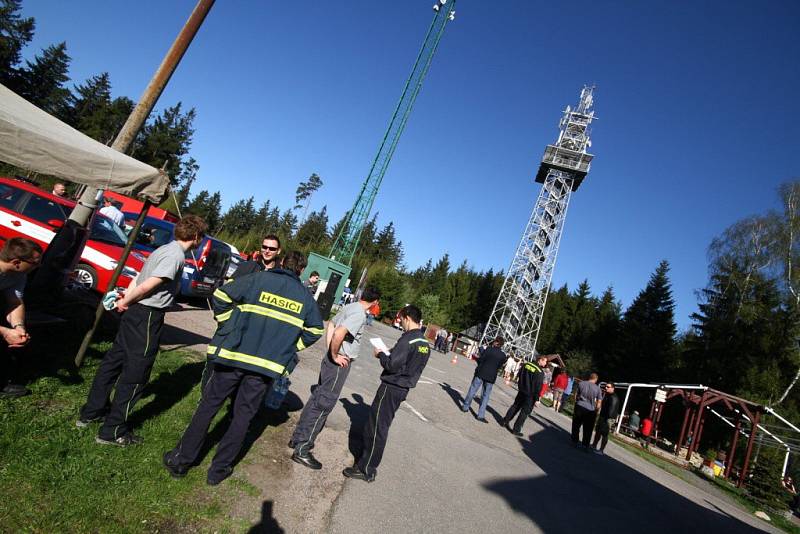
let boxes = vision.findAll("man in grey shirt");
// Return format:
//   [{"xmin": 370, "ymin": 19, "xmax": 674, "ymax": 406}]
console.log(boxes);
[
  {"xmin": 571, "ymin": 372, "xmax": 603, "ymax": 449},
  {"xmin": 290, "ymin": 287, "xmax": 381, "ymax": 470},
  {"xmin": 79, "ymin": 215, "xmax": 207, "ymax": 447}
]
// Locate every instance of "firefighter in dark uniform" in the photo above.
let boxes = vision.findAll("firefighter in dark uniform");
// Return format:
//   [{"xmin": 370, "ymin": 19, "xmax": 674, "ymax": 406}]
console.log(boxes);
[
  {"xmin": 163, "ymin": 251, "xmax": 323, "ymax": 485},
  {"xmin": 343, "ymin": 305, "xmax": 429, "ymax": 482},
  {"xmin": 501, "ymin": 354, "xmax": 547, "ymax": 437}
]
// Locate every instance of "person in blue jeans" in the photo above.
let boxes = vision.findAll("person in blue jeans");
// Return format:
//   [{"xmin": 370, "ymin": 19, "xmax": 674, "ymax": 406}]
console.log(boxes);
[{"xmin": 461, "ymin": 337, "xmax": 508, "ymax": 422}]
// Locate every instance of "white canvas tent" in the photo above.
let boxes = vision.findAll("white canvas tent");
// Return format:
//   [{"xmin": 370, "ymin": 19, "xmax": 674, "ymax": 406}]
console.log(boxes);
[{"xmin": 0, "ymin": 84, "xmax": 169, "ymax": 203}]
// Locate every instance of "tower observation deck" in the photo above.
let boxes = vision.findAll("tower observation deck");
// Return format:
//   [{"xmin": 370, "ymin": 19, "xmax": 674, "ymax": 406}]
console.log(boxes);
[{"xmin": 480, "ymin": 87, "xmax": 596, "ymax": 361}]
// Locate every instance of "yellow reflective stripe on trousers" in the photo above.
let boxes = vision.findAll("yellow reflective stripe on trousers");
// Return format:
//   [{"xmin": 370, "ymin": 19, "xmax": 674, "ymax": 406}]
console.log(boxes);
[
  {"xmin": 296, "ymin": 338, "xmax": 306, "ymax": 351},
  {"xmin": 207, "ymin": 345, "xmax": 286, "ymax": 374},
  {"xmin": 215, "ymin": 310, "xmax": 232, "ymax": 322},
  {"xmin": 237, "ymin": 303, "xmax": 304, "ymax": 327},
  {"xmin": 213, "ymin": 289, "xmax": 232, "ymax": 303}
]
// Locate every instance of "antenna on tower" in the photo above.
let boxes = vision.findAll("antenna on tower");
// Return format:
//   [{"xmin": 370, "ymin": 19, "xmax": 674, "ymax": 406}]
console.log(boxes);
[{"xmin": 480, "ymin": 86, "xmax": 597, "ymax": 362}]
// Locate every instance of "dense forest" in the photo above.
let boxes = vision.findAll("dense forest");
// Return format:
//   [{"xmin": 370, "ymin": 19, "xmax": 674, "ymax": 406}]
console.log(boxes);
[{"xmin": 2, "ymin": 0, "xmax": 799, "ymax": 432}]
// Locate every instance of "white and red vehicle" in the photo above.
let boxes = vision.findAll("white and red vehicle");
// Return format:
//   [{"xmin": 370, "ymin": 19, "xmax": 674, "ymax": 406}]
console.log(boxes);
[{"xmin": 0, "ymin": 177, "xmax": 144, "ymax": 292}]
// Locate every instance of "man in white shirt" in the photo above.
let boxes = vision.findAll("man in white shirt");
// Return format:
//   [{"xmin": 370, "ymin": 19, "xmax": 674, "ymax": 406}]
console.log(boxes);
[{"xmin": 99, "ymin": 197, "xmax": 125, "ymax": 227}]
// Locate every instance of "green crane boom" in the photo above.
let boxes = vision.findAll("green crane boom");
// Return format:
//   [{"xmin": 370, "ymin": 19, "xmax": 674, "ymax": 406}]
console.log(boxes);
[{"xmin": 329, "ymin": 0, "xmax": 456, "ymax": 265}]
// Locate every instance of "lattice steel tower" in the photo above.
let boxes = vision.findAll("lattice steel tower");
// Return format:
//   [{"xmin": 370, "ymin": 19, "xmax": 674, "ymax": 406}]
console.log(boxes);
[
  {"xmin": 480, "ymin": 86, "xmax": 596, "ymax": 361},
  {"xmin": 329, "ymin": 0, "xmax": 456, "ymax": 265}
]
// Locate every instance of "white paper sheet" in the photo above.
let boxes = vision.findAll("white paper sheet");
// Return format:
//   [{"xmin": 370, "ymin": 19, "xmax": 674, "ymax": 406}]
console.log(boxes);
[{"xmin": 369, "ymin": 337, "xmax": 390, "ymax": 354}]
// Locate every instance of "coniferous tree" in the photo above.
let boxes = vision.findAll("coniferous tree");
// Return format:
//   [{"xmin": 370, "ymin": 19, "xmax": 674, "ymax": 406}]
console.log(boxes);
[
  {"xmin": 616, "ymin": 260, "xmax": 678, "ymax": 382},
  {"xmin": 13, "ymin": 42, "xmax": 71, "ymax": 115},
  {"xmin": 131, "ymin": 103, "xmax": 196, "ymax": 186},
  {"xmin": 592, "ymin": 286, "xmax": 622, "ymax": 377},
  {"xmin": 295, "ymin": 206, "xmax": 329, "ymax": 249},
  {"xmin": 748, "ymin": 450, "xmax": 789, "ymax": 511},
  {"xmin": 568, "ymin": 279, "xmax": 598, "ymax": 353},
  {"xmin": 0, "ymin": 0, "xmax": 35, "ymax": 86}
]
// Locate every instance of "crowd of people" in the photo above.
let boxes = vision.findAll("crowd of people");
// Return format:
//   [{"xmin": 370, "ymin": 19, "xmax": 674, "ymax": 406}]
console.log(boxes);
[
  {"xmin": 0, "ymin": 219, "xmax": 435, "ymax": 486},
  {"xmin": 459, "ymin": 337, "xmax": 621, "ymax": 454},
  {"xmin": 0, "ymin": 210, "xmax": 662, "ymax": 487}
]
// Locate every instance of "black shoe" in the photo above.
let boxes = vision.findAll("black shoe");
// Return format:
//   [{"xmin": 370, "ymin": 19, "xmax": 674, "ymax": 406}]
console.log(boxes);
[
  {"xmin": 291, "ymin": 448, "xmax": 322, "ymax": 470},
  {"xmin": 0, "ymin": 383, "xmax": 31, "ymax": 398},
  {"xmin": 163, "ymin": 451, "xmax": 188, "ymax": 479},
  {"xmin": 476, "ymin": 417, "xmax": 489, "ymax": 423},
  {"xmin": 342, "ymin": 466, "xmax": 374, "ymax": 483},
  {"xmin": 288, "ymin": 439, "xmax": 313, "ymax": 451},
  {"xmin": 512, "ymin": 430, "xmax": 523, "ymax": 437},
  {"xmin": 207, "ymin": 466, "xmax": 233, "ymax": 486},
  {"xmin": 95, "ymin": 433, "xmax": 144, "ymax": 447},
  {"xmin": 502, "ymin": 420, "xmax": 513, "ymax": 432},
  {"xmin": 76, "ymin": 415, "xmax": 105, "ymax": 428}
]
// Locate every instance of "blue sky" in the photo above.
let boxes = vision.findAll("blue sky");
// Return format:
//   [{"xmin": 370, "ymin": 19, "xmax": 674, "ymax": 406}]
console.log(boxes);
[{"xmin": 20, "ymin": 0, "xmax": 800, "ymax": 329}]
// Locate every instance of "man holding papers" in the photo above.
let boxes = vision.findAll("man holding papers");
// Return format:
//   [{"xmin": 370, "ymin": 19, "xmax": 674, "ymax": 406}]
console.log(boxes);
[
  {"xmin": 343, "ymin": 305, "xmax": 430, "ymax": 483},
  {"xmin": 290, "ymin": 288, "xmax": 381, "ymax": 470}
]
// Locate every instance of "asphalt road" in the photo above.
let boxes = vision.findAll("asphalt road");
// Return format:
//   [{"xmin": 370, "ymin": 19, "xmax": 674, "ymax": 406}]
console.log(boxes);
[
  {"xmin": 325, "ymin": 322, "xmax": 776, "ymax": 534},
  {"xmin": 163, "ymin": 305, "xmax": 777, "ymax": 533}
]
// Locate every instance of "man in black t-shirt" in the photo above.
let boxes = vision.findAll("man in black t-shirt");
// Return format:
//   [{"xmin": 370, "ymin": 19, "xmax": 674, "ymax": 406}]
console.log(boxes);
[
  {"xmin": 592, "ymin": 382, "xmax": 620, "ymax": 454},
  {"xmin": 230, "ymin": 234, "xmax": 281, "ymax": 279},
  {"xmin": 461, "ymin": 337, "xmax": 507, "ymax": 422}
]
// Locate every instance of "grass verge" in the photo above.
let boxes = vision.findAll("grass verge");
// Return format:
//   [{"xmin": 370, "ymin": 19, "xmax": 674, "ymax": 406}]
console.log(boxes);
[
  {"xmin": 611, "ymin": 436, "xmax": 800, "ymax": 533},
  {"xmin": 0, "ymin": 344, "xmax": 236, "ymax": 533}
]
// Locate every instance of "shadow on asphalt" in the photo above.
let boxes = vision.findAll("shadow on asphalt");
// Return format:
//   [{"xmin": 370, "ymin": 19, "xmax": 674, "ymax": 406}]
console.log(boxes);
[
  {"xmin": 439, "ymin": 381, "xmax": 505, "ymax": 424},
  {"xmin": 160, "ymin": 322, "xmax": 211, "ymax": 350},
  {"xmin": 341, "ymin": 393, "xmax": 369, "ymax": 458},
  {"xmin": 483, "ymin": 418, "xmax": 764, "ymax": 533},
  {"xmin": 247, "ymin": 500, "xmax": 284, "ymax": 533}
]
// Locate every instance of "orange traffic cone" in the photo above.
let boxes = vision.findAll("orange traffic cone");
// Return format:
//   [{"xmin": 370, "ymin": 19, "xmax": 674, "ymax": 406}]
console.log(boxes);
[{"xmin": 451, "ymin": 353, "xmax": 458, "ymax": 364}]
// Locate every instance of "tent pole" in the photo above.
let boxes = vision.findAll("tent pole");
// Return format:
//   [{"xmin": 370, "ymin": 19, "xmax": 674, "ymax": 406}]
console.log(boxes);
[{"xmin": 68, "ymin": 0, "xmax": 216, "ymax": 227}]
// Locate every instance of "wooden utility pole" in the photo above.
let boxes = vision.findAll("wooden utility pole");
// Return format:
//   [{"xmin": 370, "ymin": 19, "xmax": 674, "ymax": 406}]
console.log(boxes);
[{"xmin": 74, "ymin": 0, "xmax": 216, "ymax": 367}]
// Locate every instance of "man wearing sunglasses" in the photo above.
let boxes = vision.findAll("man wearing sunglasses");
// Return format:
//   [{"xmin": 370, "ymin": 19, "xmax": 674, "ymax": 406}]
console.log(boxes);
[
  {"xmin": 0, "ymin": 238, "xmax": 42, "ymax": 398},
  {"xmin": 230, "ymin": 234, "xmax": 282, "ymax": 279}
]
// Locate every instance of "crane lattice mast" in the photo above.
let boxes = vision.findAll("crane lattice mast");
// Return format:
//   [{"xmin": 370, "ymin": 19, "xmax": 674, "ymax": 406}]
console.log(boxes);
[
  {"xmin": 480, "ymin": 86, "xmax": 596, "ymax": 362},
  {"xmin": 329, "ymin": 0, "xmax": 456, "ymax": 265}
]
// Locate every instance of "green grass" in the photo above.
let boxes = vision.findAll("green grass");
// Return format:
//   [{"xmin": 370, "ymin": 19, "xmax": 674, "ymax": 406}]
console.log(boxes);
[{"xmin": 0, "ymin": 344, "xmax": 238, "ymax": 533}]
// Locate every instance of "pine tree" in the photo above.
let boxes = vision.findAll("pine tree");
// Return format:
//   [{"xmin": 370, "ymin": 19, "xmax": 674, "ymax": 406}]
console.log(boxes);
[
  {"xmin": 592, "ymin": 286, "xmax": 622, "ymax": 377},
  {"xmin": 748, "ymin": 450, "xmax": 789, "ymax": 511},
  {"xmin": 277, "ymin": 208, "xmax": 298, "ymax": 242},
  {"xmin": 616, "ymin": 260, "xmax": 678, "ymax": 382},
  {"xmin": 568, "ymin": 279, "xmax": 598, "ymax": 353},
  {"xmin": 131, "ymin": 103, "xmax": 196, "ymax": 185},
  {"xmin": 294, "ymin": 172, "xmax": 323, "ymax": 220},
  {"xmin": 0, "ymin": 0, "xmax": 35, "ymax": 85},
  {"xmin": 14, "ymin": 42, "xmax": 71, "ymax": 114},
  {"xmin": 295, "ymin": 206, "xmax": 329, "ymax": 249}
]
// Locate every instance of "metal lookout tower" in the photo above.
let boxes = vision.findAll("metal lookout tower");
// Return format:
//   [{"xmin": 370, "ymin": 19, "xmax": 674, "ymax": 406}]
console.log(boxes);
[{"xmin": 480, "ymin": 86, "xmax": 596, "ymax": 361}]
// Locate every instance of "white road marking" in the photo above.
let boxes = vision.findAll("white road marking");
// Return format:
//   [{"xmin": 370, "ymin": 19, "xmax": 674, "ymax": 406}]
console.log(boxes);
[
  {"xmin": 403, "ymin": 401, "xmax": 429, "ymax": 422},
  {"xmin": 426, "ymin": 366, "xmax": 446, "ymax": 374}
]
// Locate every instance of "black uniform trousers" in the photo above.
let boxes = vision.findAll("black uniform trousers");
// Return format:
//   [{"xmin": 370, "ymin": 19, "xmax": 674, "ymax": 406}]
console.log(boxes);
[
  {"xmin": 80, "ymin": 304, "xmax": 165, "ymax": 440},
  {"xmin": 290, "ymin": 352, "xmax": 351, "ymax": 451},
  {"xmin": 356, "ymin": 382, "xmax": 408, "ymax": 479},
  {"xmin": 571, "ymin": 405, "xmax": 597, "ymax": 447},
  {"xmin": 503, "ymin": 390, "xmax": 535, "ymax": 433},
  {"xmin": 167, "ymin": 363, "xmax": 271, "ymax": 478}
]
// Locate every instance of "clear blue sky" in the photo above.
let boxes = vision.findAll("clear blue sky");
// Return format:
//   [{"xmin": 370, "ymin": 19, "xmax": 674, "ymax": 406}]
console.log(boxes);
[{"xmin": 20, "ymin": 0, "xmax": 800, "ymax": 329}]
